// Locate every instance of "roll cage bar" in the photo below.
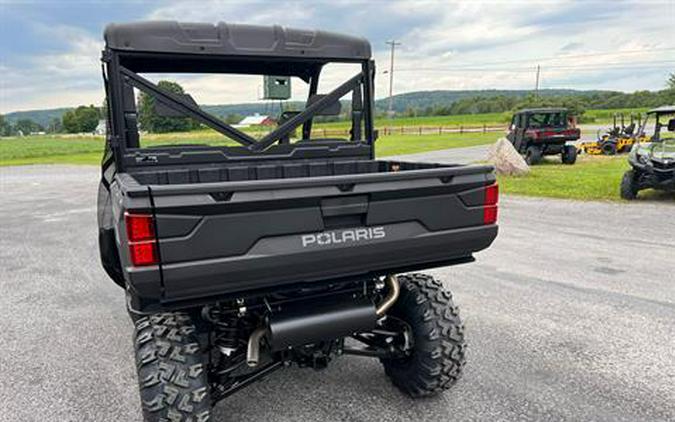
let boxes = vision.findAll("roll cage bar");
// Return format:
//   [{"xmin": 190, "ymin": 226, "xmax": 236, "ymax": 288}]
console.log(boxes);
[
  {"xmin": 101, "ymin": 48, "xmax": 376, "ymax": 172},
  {"xmin": 636, "ymin": 108, "xmax": 675, "ymax": 140},
  {"xmin": 119, "ymin": 66, "xmax": 258, "ymax": 146}
]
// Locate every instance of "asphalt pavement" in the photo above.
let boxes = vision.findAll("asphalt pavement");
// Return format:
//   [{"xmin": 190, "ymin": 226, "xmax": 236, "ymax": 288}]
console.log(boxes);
[
  {"xmin": 0, "ymin": 163, "xmax": 674, "ymax": 422},
  {"xmin": 391, "ymin": 144, "xmax": 491, "ymax": 164}
]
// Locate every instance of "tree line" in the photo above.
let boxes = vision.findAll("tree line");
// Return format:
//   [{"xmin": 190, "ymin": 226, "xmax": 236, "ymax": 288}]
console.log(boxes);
[
  {"xmin": 397, "ymin": 75, "xmax": 675, "ymax": 120},
  {"xmin": 0, "ymin": 105, "xmax": 102, "ymax": 136},
  {"xmin": 0, "ymin": 81, "xmax": 195, "ymax": 136},
  {"xmin": 2, "ymin": 74, "xmax": 674, "ymax": 136}
]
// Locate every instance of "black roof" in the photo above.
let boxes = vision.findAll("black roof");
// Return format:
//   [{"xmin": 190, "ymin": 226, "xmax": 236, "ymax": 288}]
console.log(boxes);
[
  {"xmin": 515, "ymin": 107, "xmax": 569, "ymax": 114},
  {"xmin": 104, "ymin": 21, "xmax": 371, "ymax": 60}
]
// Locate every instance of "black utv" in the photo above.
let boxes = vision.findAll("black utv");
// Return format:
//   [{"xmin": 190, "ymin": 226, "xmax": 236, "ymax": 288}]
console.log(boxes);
[
  {"xmin": 506, "ymin": 108, "xmax": 581, "ymax": 165},
  {"xmin": 620, "ymin": 106, "xmax": 675, "ymax": 200},
  {"xmin": 97, "ymin": 21, "xmax": 499, "ymax": 421}
]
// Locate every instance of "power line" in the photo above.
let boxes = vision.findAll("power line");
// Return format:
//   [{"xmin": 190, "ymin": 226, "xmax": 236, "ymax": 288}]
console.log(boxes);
[{"xmin": 385, "ymin": 40, "xmax": 401, "ymax": 116}]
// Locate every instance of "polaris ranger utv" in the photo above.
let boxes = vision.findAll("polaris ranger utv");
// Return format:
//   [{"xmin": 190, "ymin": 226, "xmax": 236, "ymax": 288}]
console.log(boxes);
[
  {"xmin": 97, "ymin": 21, "xmax": 499, "ymax": 421},
  {"xmin": 506, "ymin": 108, "xmax": 580, "ymax": 165},
  {"xmin": 620, "ymin": 106, "xmax": 675, "ymax": 200}
]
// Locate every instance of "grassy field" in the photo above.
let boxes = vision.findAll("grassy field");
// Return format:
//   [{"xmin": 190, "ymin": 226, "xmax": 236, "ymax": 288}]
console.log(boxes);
[
  {"xmin": 0, "ymin": 107, "xmax": 646, "ymax": 165},
  {"xmin": 3, "ymin": 130, "xmax": 671, "ymax": 202},
  {"xmin": 375, "ymin": 132, "xmax": 497, "ymax": 156},
  {"xmin": 499, "ymin": 155, "xmax": 672, "ymax": 201},
  {"xmin": 315, "ymin": 112, "xmax": 512, "ymax": 129},
  {"xmin": 0, "ymin": 131, "xmax": 500, "ymax": 166},
  {"xmin": 311, "ymin": 108, "xmax": 647, "ymax": 131},
  {"xmin": 583, "ymin": 108, "xmax": 650, "ymax": 122}
]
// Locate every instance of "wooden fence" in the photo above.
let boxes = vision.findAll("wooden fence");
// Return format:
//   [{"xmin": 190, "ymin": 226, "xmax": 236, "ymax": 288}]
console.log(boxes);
[{"xmin": 310, "ymin": 124, "xmax": 507, "ymax": 138}]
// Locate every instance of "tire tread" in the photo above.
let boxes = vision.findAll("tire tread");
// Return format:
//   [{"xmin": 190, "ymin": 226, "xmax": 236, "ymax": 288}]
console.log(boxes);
[
  {"xmin": 620, "ymin": 170, "xmax": 638, "ymax": 200},
  {"xmin": 134, "ymin": 312, "xmax": 211, "ymax": 422},
  {"xmin": 382, "ymin": 273, "xmax": 466, "ymax": 398}
]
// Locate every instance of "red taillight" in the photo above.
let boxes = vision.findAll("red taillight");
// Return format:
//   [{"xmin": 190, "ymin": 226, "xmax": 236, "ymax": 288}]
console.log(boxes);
[
  {"xmin": 485, "ymin": 183, "xmax": 499, "ymax": 205},
  {"xmin": 129, "ymin": 242, "xmax": 159, "ymax": 266},
  {"xmin": 125, "ymin": 213, "xmax": 158, "ymax": 266},
  {"xmin": 126, "ymin": 213, "xmax": 155, "ymax": 242},
  {"xmin": 484, "ymin": 184, "xmax": 499, "ymax": 225},
  {"xmin": 484, "ymin": 206, "xmax": 498, "ymax": 225}
]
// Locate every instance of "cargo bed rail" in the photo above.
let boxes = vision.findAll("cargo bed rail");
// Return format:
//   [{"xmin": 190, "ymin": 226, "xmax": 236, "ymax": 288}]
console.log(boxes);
[{"xmin": 123, "ymin": 164, "xmax": 495, "ymax": 198}]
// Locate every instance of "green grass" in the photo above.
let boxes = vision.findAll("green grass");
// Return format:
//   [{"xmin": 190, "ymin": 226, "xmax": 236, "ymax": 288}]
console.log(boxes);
[
  {"xmin": 0, "ymin": 131, "xmax": 499, "ymax": 166},
  {"xmin": 499, "ymin": 155, "xmax": 671, "ymax": 201},
  {"xmin": 315, "ymin": 112, "xmax": 511, "ymax": 130},
  {"xmin": 375, "ymin": 132, "xmax": 497, "ymax": 156},
  {"xmin": 4, "ymin": 130, "xmax": 670, "ymax": 202},
  {"xmin": 0, "ymin": 152, "xmax": 103, "ymax": 166},
  {"xmin": 0, "ymin": 135, "xmax": 104, "ymax": 162},
  {"xmin": 0, "ymin": 107, "xmax": 648, "ymax": 166},
  {"xmin": 311, "ymin": 108, "xmax": 649, "ymax": 130}
]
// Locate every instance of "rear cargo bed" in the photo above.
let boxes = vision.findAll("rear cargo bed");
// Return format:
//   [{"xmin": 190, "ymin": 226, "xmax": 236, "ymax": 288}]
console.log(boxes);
[
  {"xmin": 130, "ymin": 159, "xmax": 456, "ymax": 186},
  {"xmin": 118, "ymin": 159, "xmax": 498, "ymax": 305}
]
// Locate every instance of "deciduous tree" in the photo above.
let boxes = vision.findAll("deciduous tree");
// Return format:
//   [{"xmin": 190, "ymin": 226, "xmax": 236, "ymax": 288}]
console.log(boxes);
[
  {"xmin": 14, "ymin": 119, "xmax": 43, "ymax": 135},
  {"xmin": 138, "ymin": 80, "xmax": 197, "ymax": 133},
  {"xmin": 62, "ymin": 105, "xmax": 100, "ymax": 133},
  {"xmin": 0, "ymin": 114, "xmax": 11, "ymax": 136}
]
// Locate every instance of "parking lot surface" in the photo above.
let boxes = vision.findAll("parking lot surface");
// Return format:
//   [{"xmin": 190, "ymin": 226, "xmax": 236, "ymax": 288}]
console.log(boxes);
[{"xmin": 1, "ymin": 164, "xmax": 673, "ymax": 421}]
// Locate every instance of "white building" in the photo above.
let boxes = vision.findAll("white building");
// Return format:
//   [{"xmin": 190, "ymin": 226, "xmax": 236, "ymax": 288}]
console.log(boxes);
[{"xmin": 235, "ymin": 114, "xmax": 275, "ymax": 127}]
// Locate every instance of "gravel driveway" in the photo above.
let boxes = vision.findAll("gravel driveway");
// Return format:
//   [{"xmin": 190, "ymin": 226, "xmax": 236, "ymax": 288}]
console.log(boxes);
[{"xmin": 1, "ymin": 163, "xmax": 673, "ymax": 422}]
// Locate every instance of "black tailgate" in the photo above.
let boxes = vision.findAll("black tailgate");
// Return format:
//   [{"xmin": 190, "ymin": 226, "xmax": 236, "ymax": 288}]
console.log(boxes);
[{"xmin": 135, "ymin": 164, "xmax": 498, "ymax": 301}]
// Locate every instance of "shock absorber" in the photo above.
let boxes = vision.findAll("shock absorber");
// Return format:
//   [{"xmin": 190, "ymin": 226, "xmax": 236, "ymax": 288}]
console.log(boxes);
[
  {"xmin": 204, "ymin": 306, "xmax": 249, "ymax": 360},
  {"xmin": 215, "ymin": 320, "xmax": 242, "ymax": 357}
]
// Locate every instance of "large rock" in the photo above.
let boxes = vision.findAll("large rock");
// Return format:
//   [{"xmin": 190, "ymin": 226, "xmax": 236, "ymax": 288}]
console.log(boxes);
[{"xmin": 487, "ymin": 138, "xmax": 529, "ymax": 176}]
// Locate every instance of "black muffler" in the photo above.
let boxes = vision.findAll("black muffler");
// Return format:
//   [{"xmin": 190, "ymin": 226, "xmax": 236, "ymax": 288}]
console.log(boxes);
[
  {"xmin": 246, "ymin": 275, "xmax": 400, "ymax": 367},
  {"xmin": 269, "ymin": 296, "xmax": 376, "ymax": 351}
]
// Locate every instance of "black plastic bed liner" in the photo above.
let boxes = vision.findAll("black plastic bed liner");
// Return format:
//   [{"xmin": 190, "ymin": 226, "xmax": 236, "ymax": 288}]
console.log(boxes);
[{"xmin": 130, "ymin": 159, "xmax": 453, "ymax": 186}]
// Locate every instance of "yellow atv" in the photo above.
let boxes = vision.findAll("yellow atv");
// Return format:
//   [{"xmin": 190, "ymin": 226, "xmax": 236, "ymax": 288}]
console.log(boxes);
[{"xmin": 577, "ymin": 113, "xmax": 645, "ymax": 155}]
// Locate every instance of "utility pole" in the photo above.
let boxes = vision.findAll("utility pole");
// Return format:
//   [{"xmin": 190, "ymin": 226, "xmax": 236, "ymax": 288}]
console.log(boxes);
[
  {"xmin": 534, "ymin": 65, "xmax": 540, "ymax": 99},
  {"xmin": 386, "ymin": 40, "xmax": 401, "ymax": 117}
]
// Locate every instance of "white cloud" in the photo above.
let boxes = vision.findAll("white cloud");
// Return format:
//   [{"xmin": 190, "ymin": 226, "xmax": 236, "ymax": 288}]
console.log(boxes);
[
  {"xmin": 1, "ymin": 24, "xmax": 104, "ymax": 112},
  {"xmin": 396, "ymin": 1, "xmax": 543, "ymax": 56},
  {"xmin": 1, "ymin": 0, "xmax": 673, "ymax": 113}
]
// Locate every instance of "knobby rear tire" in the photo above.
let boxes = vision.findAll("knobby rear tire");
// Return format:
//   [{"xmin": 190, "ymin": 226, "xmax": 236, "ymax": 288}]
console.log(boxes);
[
  {"xmin": 562, "ymin": 145, "xmax": 577, "ymax": 165},
  {"xmin": 620, "ymin": 170, "xmax": 638, "ymax": 200},
  {"xmin": 525, "ymin": 146, "xmax": 542, "ymax": 165},
  {"xmin": 134, "ymin": 312, "xmax": 211, "ymax": 422},
  {"xmin": 381, "ymin": 273, "xmax": 466, "ymax": 398}
]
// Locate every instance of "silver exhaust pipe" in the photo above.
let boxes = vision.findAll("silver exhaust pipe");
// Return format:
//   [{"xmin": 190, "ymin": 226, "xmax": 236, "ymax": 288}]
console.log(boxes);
[
  {"xmin": 376, "ymin": 274, "xmax": 400, "ymax": 316},
  {"xmin": 246, "ymin": 327, "xmax": 267, "ymax": 367}
]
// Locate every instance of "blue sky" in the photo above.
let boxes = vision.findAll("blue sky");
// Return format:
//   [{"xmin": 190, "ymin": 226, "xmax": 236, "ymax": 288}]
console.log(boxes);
[{"xmin": 1, "ymin": 0, "xmax": 673, "ymax": 113}]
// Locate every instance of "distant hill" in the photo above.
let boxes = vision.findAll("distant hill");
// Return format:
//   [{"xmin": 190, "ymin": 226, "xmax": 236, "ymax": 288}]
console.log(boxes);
[
  {"xmin": 377, "ymin": 89, "xmax": 612, "ymax": 113},
  {"xmin": 4, "ymin": 89, "xmax": 614, "ymax": 127},
  {"xmin": 4, "ymin": 107, "xmax": 73, "ymax": 128}
]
